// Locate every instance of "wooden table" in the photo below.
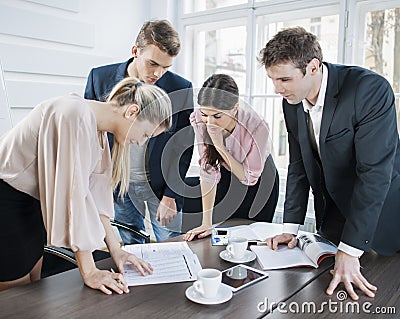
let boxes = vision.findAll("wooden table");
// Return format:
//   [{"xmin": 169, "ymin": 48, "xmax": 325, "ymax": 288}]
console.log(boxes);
[
  {"xmin": 266, "ymin": 251, "xmax": 400, "ymax": 318},
  {"xmin": 0, "ymin": 219, "xmax": 334, "ymax": 319}
]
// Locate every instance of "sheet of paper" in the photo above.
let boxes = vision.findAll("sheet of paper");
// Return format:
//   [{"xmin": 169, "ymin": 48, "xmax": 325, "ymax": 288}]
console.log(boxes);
[
  {"xmin": 229, "ymin": 222, "xmax": 283, "ymax": 241},
  {"xmin": 122, "ymin": 242, "xmax": 202, "ymax": 286},
  {"xmin": 250, "ymin": 222, "xmax": 283, "ymax": 241}
]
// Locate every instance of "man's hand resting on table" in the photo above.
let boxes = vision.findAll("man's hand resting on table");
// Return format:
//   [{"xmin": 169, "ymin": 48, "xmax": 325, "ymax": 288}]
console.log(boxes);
[
  {"xmin": 326, "ymin": 250, "xmax": 377, "ymax": 301},
  {"xmin": 265, "ymin": 234, "xmax": 377, "ymax": 301},
  {"xmin": 156, "ymin": 196, "xmax": 177, "ymax": 226},
  {"xmin": 265, "ymin": 233, "xmax": 298, "ymax": 249}
]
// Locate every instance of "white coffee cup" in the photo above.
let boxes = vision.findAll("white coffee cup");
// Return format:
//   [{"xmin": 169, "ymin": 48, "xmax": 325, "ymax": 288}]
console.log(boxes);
[
  {"xmin": 193, "ymin": 268, "xmax": 221, "ymax": 299},
  {"xmin": 226, "ymin": 237, "xmax": 248, "ymax": 259}
]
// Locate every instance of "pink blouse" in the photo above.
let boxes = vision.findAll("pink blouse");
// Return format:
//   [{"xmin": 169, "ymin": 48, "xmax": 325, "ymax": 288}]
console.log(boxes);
[
  {"xmin": 191, "ymin": 107, "xmax": 271, "ymax": 186},
  {"xmin": 0, "ymin": 94, "xmax": 113, "ymax": 252}
]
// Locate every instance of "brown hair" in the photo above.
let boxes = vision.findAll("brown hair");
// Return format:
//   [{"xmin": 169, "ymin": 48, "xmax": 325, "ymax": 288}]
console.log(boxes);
[
  {"xmin": 258, "ymin": 27, "xmax": 323, "ymax": 75},
  {"xmin": 197, "ymin": 74, "xmax": 239, "ymax": 170},
  {"xmin": 135, "ymin": 20, "xmax": 181, "ymax": 57}
]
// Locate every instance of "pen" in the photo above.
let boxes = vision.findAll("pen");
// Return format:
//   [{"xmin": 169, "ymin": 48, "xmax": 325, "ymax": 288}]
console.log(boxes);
[
  {"xmin": 249, "ymin": 240, "xmax": 273, "ymax": 246},
  {"xmin": 256, "ymin": 242, "xmax": 269, "ymax": 246},
  {"xmin": 182, "ymin": 255, "xmax": 192, "ymax": 277},
  {"xmin": 111, "ymin": 268, "xmax": 129, "ymax": 293},
  {"xmin": 110, "ymin": 268, "xmax": 123, "ymax": 284}
]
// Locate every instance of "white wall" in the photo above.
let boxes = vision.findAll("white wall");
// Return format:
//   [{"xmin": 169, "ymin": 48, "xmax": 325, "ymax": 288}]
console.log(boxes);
[{"xmin": 0, "ymin": 0, "xmax": 153, "ymax": 125}]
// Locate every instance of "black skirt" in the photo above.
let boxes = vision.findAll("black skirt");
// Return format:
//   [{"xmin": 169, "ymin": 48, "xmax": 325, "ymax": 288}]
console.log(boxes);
[
  {"xmin": 213, "ymin": 155, "xmax": 279, "ymax": 223},
  {"xmin": 182, "ymin": 155, "xmax": 279, "ymax": 225},
  {"xmin": 0, "ymin": 179, "xmax": 45, "ymax": 281}
]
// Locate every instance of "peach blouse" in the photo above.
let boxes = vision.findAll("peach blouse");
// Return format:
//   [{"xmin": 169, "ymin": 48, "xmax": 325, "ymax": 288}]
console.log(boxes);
[{"xmin": 0, "ymin": 94, "xmax": 113, "ymax": 252}]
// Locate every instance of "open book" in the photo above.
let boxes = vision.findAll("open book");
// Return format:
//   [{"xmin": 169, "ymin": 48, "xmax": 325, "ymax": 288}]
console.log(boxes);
[{"xmin": 250, "ymin": 232, "xmax": 337, "ymax": 269}]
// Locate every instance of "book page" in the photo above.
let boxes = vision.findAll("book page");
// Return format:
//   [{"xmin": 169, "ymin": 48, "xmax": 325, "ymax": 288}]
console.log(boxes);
[
  {"xmin": 250, "ymin": 245, "xmax": 315, "ymax": 270},
  {"xmin": 297, "ymin": 232, "xmax": 337, "ymax": 265},
  {"xmin": 122, "ymin": 242, "xmax": 202, "ymax": 286}
]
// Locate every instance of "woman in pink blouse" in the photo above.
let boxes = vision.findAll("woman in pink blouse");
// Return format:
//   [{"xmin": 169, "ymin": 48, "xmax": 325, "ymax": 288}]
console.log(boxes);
[
  {"xmin": 183, "ymin": 74, "xmax": 278, "ymax": 241},
  {"xmin": 0, "ymin": 77, "xmax": 171, "ymax": 294}
]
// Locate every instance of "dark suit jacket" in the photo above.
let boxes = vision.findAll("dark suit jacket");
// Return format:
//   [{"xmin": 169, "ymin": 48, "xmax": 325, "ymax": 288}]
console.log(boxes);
[
  {"xmin": 84, "ymin": 58, "xmax": 194, "ymax": 208},
  {"xmin": 283, "ymin": 62, "xmax": 400, "ymax": 255}
]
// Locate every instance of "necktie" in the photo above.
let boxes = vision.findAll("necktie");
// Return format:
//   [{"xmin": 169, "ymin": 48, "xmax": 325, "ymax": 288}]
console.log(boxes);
[{"xmin": 305, "ymin": 110, "xmax": 318, "ymax": 153}]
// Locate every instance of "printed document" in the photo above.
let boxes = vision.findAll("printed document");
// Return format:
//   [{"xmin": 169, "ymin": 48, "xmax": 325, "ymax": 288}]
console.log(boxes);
[{"xmin": 122, "ymin": 242, "xmax": 202, "ymax": 286}]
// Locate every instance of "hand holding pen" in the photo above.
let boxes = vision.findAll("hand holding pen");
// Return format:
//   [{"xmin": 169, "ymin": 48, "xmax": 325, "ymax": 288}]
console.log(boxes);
[{"xmin": 110, "ymin": 268, "xmax": 130, "ymax": 294}]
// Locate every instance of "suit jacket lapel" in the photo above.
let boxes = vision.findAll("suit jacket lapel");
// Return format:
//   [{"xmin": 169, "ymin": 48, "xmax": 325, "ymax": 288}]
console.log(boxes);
[{"xmin": 319, "ymin": 63, "xmax": 339, "ymax": 155}]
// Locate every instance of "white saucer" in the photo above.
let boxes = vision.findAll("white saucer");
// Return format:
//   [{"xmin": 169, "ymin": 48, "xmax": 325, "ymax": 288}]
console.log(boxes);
[
  {"xmin": 219, "ymin": 250, "xmax": 257, "ymax": 263},
  {"xmin": 185, "ymin": 285, "xmax": 233, "ymax": 305}
]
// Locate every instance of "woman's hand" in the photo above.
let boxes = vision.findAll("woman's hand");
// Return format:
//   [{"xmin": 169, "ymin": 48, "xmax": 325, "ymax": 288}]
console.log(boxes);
[
  {"xmin": 82, "ymin": 268, "xmax": 129, "ymax": 295},
  {"xmin": 110, "ymin": 247, "xmax": 153, "ymax": 277},
  {"xmin": 206, "ymin": 124, "xmax": 225, "ymax": 149},
  {"xmin": 75, "ymin": 249, "xmax": 129, "ymax": 295},
  {"xmin": 183, "ymin": 224, "xmax": 213, "ymax": 241}
]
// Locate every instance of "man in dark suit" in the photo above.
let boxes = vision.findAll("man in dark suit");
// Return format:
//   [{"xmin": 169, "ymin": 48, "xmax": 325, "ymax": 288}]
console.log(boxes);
[
  {"xmin": 259, "ymin": 27, "xmax": 399, "ymax": 300},
  {"xmin": 85, "ymin": 20, "xmax": 194, "ymax": 243}
]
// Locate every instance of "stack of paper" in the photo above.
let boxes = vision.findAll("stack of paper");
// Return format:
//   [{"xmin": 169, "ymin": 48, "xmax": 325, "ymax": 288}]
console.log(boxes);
[{"xmin": 122, "ymin": 242, "xmax": 202, "ymax": 286}]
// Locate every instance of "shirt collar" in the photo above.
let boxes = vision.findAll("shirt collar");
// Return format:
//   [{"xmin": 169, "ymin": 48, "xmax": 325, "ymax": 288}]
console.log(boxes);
[{"xmin": 302, "ymin": 64, "xmax": 328, "ymax": 113}]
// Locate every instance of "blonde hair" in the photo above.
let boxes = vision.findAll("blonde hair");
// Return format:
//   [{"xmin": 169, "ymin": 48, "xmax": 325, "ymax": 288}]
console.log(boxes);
[{"xmin": 107, "ymin": 77, "xmax": 172, "ymax": 196}]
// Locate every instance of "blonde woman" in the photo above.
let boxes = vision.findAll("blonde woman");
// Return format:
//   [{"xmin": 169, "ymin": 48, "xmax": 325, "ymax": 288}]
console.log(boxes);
[{"xmin": 0, "ymin": 78, "xmax": 171, "ymax": 294}]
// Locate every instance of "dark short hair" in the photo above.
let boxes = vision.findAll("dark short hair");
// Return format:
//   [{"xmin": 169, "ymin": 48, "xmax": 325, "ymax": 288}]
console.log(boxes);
[
  {"xmin": 258, "ymin": 27, "xmax": 323, "ymax": 75},
  {"xmin": 135, "ymin": 20, "xmax": 181, "ymax": 57}
]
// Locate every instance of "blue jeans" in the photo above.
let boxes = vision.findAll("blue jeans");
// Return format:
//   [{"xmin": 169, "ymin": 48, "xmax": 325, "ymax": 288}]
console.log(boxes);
[{"xmin": 114, "ymin": 181, "xmax": 182, "ymax": 244}]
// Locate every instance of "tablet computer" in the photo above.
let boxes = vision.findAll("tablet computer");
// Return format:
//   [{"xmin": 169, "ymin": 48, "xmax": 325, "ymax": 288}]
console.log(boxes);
[{"xmin": 221, "ymin": 264, "xmax": 268, "ymax": 292}]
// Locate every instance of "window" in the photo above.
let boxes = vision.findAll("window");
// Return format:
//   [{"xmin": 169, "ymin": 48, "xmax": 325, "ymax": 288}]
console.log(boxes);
[
  {"xmin": 202, "ymin": 26, "xmax": 246, "ymax": 92},
  {"xmin": 359, "ymin": 3, "xmax": 400, "ymax": 131},
  {"xmin": 278, "ymin": 120, "xmax": 287, "ymax": 156},
  {"xmin": 184, "ymin": 0, "xmax": 248, "ymax": 14},
  {"xmin": 359, "ymin": 6, "xmax": 400, "ymax": 90},
  {"xmin": 186, "ymin": 21, "xmax": 247, "ymax": 92},
  {"xmin": 310, "ymin": 17, "xmax": 322, "ymax": 38}
]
